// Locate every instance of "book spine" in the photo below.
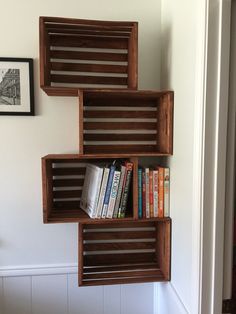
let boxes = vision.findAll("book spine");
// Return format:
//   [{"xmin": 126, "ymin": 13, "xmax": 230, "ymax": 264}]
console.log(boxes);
[
  {"xmin": 153, "ymin": 170, "xmax": 158, "ymax": 217},
  {"xmin": 149, "ymin": 170, "xmax": 154, "ymax": 218},
  {"xmin": 164, "ymin": 167, "xmax": 170, "ymax": 217},
  {"xmin": 101, "ymin": 165, "xmax": 115, "ymax": 218},
  {"xmin": 90, "ymin": 168, "xmax": 103, "ymax": 218},
  {"xmin": 118, "ymin": 162, "xmax": 133, "ymax": 218},
  {"xmin": 145, "ymin": 168, "xmax": 150, "ymax": 218},
  {"xmin": 106, "ymin": 170, "xmax": 121, "ymax": 218},
  {"xmin": 113, "ymin": 165, "xmax": 126, "ymax": 218},
  {"xmin": 158, "ymin": 167, "xmax": 164, "ymax": 218},
  {"xmin": 138, "ymin": 167, "xmax": 143, "ymax": 218},
  {"xmin": 95, "ymin": 168, "xmax": 110, "ymax": 218},
  {"xmin": 142, "ymin": 170, "xmax": 146, "ymax": 218}
]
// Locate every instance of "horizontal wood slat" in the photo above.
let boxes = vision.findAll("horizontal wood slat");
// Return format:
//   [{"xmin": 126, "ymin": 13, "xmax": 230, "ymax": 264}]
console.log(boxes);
[
  {"xmin": 83, "ymin": 133, "xmax": 157, "ymax": 141},
  {"xmin": 84, "ymin": 122, "xmax": 156, "ymax": 130},
  {"xmin": 84, "ymin": 110, "xmax": 156, "ymax": 118},
  {"xmin": 45, "ymin": 22, "xmax": 134, "ymax": 32},
  {"xmin": 53, "ymin": 189, "xmax": 82, "ymax": 198},
  {"xmin": 84, "ymin": 98, "xmax": 157, "ymax": 107},
  {"xmin": 48, "ymin": 29, "xmax": 131, "ymax": 37},
  {"xmin": 84, "ymin": 242, "xmax": 155, "ymax": 251},
  {"xmin": 84, "ymin": 221, "xmax": 156, "ymax": 229},
  {"xmin": 50, "ymin": 35, "xmax": 128, "ymax": 49},
  {"xmin": 52, "ymin": 167, "xmax": 86, "ymax": 175},
  {"xmin": 51, "ymin": 62, "xmax": 128, "ymax": 74},
  {"xmin": 83, "ymin": 230, "xmax": 156, "ymax": 240},
  {"xmin": 84, "ymin": 145, "xmax": 157, "ymax": 154},
  {"xmin": 81, "ymin": 276, "xmax": 164, "ymax": 286},
  {"xmin": 50, "ymin": 50, "xmax": 128, "ymax": 62},
  {"xmin": 51, "ymin": 74, "xmax": 127, "ymax": 85},
  {"xmin": 53, "ymin": 200, "xmax": 81, "ymax": 209},
  {"xmin": 53, "ymin": 178, "xmax": 84, "ymax": 187},
  {"xmin": 83, "ymin": 263, "xmax": 158, "ymax": 273}
]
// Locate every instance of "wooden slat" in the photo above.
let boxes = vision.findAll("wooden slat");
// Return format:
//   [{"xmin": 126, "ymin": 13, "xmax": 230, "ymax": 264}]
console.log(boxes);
[
  {"xmin": 48, "ymin": 29, "xmax": 131, "ymax": 37},
  {"xmin": 84, "ymin": 221, "xmax": 156, "ymax": 229},
  {"xmin": 84, "ymin": 242, "xmax": 155, "ymax": 251},
  {"xmin": 83, "ymin": 230, "xmax": 156, "ymax": 240},
  {"xmin": 50, "ymin": 50, "xmax": 128, "ymax": 62},
  {"xmin": 53, "ymin": 178, "xmax": 84, "ymax": 187},
  {"xmin": 83, "ymin": 133, "xmax": 156, "ymax": 141},
  {"xmin": 85, "ymin": 98, "xmax": 157, "ymax": 107},
  {"xmin": 53, "ymin": 189, "xmax": 82, "ymax": 198},
  {"xmin": 52, "ymin": 167, "xmax": 86, "ymax": 175},
  {"xmin": 53, "ymin": 200, "xmax": 81, "ymax": 209},
  {"xmin": 51, "ymin": 74, "xmax": 127, "ymax": 85},
  {"xmin": 84, "ymin": 145, "xmax": 157, "ymax": 154},
  {"xmin": 83, "ymin": 263, "xmax": 158, "ymax": 273},
  {"xmin": 84, "ymin": 110, "xmax": 156, "ymax": 118},
  {"xmin": 83, "ymin": 269, "xmax": 160, "ymax": 280},
  {"xmin": 84, "ymin": 122, "xmax": 156, "ymax": 130},
  {"xmin": 50, "ymin": 35, "xmax": 128, "ymax": 49},
  {"xmin": 51, "ymin": 62, "xmax": 127, "ymax": 74},
  {"xmin": 84, "ymin": 253, "xmax": 156, "ymax": 266}
]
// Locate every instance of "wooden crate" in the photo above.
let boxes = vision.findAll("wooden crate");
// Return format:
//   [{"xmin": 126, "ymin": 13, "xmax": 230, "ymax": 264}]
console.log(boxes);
[
  {"xmin": 78, "ymin": 220, "xmax": 171, "ymax": 286},
  {"xmin": 42, "ymin": 154, "xmax": 138, "ymax": 223},
  {"xmin": 79, "ymin": 89, "xmax": 173, "ymax": 156},
  {"xmin": 39, "ymin": 17, "xmax": 138, "ymax": 96}
]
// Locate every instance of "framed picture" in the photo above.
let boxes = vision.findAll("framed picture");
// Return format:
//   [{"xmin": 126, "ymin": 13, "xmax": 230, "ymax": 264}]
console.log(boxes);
[{"xmin": 0, "ymin": 57, "xmax": 34, "ymax": 115}]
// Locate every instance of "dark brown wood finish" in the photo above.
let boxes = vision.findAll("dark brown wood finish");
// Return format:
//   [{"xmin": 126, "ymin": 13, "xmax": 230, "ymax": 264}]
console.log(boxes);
[
  {"xmin": 39, "ymin": 16, "xmax": 138, "ymax": 95},
  {"xmin": 79, "ymin": 220, "xmax": 171, "ymax": 286}
]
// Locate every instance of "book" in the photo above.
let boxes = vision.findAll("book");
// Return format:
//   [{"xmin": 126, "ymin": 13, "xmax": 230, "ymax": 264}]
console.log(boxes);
[
  {"xmin": 142, "ymin": 170, "xmax": 146, "ymax": 218},
  {"xmin": 138, "ymin": 167, "xmax": 143, "ymax": 218},
  {"xmin": 118, "ymin": 161, "xmax": 133, "ymax": 218},
  {"xmin": 95, "ymin": 167, "xmax": 110, "ymax": 218},
  {"xmin": 145, "ymin": 168, "xmax": 150, "ymax": 218},
  {"xmin": 153, "ymin": 169, "xmax": 159, "ymax": 217},
  {"xmin": 80, "ymin": 164, "xmax": 104, "ymax": 218},
  {"xmin": 164, "ymin": 167, "xmax": 170, "ymax": 217},
  {"xmin": 113, "ymin": 164, "xmax": 126, "ymax": 218},
  {"xmin": 101, "ymin": 162, "xmax": 116, "ymax": 218},
  {"xmin": 106, "ymin": 170, "xmax": 121, "ymax": 218},
  {"xmin": 158, "ymin": 167, "xmax": 164, "ymax": 218},
  {"xmin": 149, "ymin": 170, "xmax": 154, "ymax": 217}
]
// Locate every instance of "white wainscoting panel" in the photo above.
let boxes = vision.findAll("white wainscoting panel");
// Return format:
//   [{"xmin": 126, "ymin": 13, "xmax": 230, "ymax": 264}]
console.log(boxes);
[
  {"xmin": 104, "ymin": 285, "xmax": 121, "ymax": 314},
  {"xmin": 32, "ymin": 274, "xmax": 68, "ymax": 314},
  {"xmin": 121, "ymin": 283, "xmax": 154, "ymax": 314},
  {"xmin": 2, "ymin": 276, "xmax": 31, "ymax": 314},
  {"xmin": 68, "ymin": 274, "xmax": 104, "ymax": 314},
  {"xmin": 0, "ymin": 277, "xmax": 3, "ymax": 314}
]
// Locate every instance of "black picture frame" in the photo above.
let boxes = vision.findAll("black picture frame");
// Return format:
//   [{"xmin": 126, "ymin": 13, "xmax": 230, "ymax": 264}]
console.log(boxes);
[{"xmin": 0, "ymin": 57, "xmax": 34, "ymax": 115}]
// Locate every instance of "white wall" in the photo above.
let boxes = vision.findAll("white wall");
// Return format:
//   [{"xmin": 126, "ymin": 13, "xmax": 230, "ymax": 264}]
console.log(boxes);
[{"xmin": 0, "ymin": 0, "xmax": 161, "ymax": 313}]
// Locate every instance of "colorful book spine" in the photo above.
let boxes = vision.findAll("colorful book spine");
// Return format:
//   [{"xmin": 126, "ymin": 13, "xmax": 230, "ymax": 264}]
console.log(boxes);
[
  {"xmin": 138, "ymin": 167, "xmax": 143, "ymax": 218},
  {"xmin": 106, "ymin": 170, "xmax": 121, "ymax": 218},
  {"xmin": 158, "ymin": 167, "xmax": 164, "ymax": 218},
  {"xmin": 118, "ymin": 162, "xmax": 133, "ymax": 218},
  {"xmin": 101, "ymin": 164, "xmax": 115, "ymax": 218},
  {"xmin": 153, "ymin": 169, "xmax": 159, "ymax": 217},
  {"xmin": 149, "ymin": 170, "xmax": 154, "ymax": 218},
  {"xmin": 145, "ymin": 168, "xmax": 150, "ymax": 218},
  {"xmin": 164, "ymin": 167, "xmax": 170, "ymax": 217},
  {"xmin": 113, "ymin": 165, "xmax": 126, "ymax": 218},
  {"xmin": 142, "ymin": 170, "xmax": 146, "ymax": 218},
  {"xmin": 95, "ymin": 167, "xmax": 110, "ymax": 218}
]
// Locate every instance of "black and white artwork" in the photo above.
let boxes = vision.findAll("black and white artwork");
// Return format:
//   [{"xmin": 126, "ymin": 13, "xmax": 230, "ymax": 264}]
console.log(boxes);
[{"xmin": 0, "ymin": 58, "xmax": 34, "ymax": 115}]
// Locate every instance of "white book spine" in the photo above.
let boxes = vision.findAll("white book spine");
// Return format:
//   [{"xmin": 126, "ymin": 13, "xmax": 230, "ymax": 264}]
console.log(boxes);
[
  {"xmin": 145, "ymin": 168, "xmax": 150, "ymax": 218},
  {"xmin": 113, "ymin": 165, "xmax": 126, "ymax": 218},
  {"xmin": 164, "ymin": 168, "xmax": 170, "ymax": 217},
  {"xmin": 106, "ymin": 171, "xmax": 121, "ymax": 218},
  {"xmin": 88, "ymin": 167, "xmax": 104, "ymax": 218},
  {"xmin": 153, "ymin": 170, "xmax": 158, "ymax": 217},
  {"xmin": 95, "ymin": 168, "xmax": 110, "ymax": 218}
]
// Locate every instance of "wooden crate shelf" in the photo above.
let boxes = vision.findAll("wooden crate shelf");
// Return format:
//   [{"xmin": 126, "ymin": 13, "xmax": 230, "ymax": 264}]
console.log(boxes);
[
  {"xmin": 42, "ymin": 154, "xmax": 139, "ymax": 223},
  {"xmin": 79, "ymin": 220, "xmax": 171, "ymax": 286},
  {"xmin": 79, "ymin": 89, "xmax": 173, "ymax": 156},
  {"xmin": 39, "ymin": 17, "xmax": 138, "ymax": 96}
]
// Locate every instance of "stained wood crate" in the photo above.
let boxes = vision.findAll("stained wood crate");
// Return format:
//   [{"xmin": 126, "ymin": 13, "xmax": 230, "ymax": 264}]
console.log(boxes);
[
  {"xmin": 39, "ymin": 17, "xmax": 138, "ymax": 96},
  {"xmin": 42, "ymin": 154, "xmax": 138, "ymax": 223},
  {"xmin": 79, "ymin": 220, "xmax": 171, "ymax": 286},
  {"xmin": 79, "ymin": 89, "xmax": 173, "ymax": 156}
]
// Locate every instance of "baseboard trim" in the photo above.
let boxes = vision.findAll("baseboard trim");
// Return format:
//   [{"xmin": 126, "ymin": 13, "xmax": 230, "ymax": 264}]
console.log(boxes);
[{"xmin": 0, "ymin": 263, "xmax": 78, "ymax": 277}]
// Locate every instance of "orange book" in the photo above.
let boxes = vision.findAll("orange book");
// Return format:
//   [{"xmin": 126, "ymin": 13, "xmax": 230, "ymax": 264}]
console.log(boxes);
[
  {"xmin": 149, "ymin": 170, "xmax": 154, "ymax": 217},
  {"xmin": 158, "ymin": 167, "xmax": 164, "ymax": 218}
]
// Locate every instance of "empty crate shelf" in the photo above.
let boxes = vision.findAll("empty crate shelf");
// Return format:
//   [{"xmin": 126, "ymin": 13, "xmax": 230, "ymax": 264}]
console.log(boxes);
[
  {"xmin": 79, "ymin": 89, "xmax": 173, "ymax": 156},
  {"xmin": 79, "ymin": 220, "xmax": 171, "ymax": 286},
  {"xmin": 42, "ymin": 154, "xmax": 138, "ymax": 223},
  {"xmin": 39, "ymin": 17, "xmax": 138, "ymax": 96}
]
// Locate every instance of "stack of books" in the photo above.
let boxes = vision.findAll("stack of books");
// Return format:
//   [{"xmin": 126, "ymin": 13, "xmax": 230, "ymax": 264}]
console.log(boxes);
[
  {"xmin": 80, "ymin": 160, "xmax": 133, "ymax": 219},
  {"xmin": 138, "ymin": 166, "xmax": 170, "ymax": 219}
]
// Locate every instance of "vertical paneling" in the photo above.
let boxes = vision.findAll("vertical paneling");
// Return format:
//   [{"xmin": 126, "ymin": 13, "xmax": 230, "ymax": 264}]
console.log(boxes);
[
  {"xmin": 0, "ymin": 277, "xmax": 4, "ymax": 314},
  {"xmin": 2, "ymin": 276, "xmax": 31, "ymax": 314},
  {"xmin": 32, "ymin": 274, "xmax": 67, "ymax": 314},
  {"xmin": 121, "ymin": 283, "xmax": 154, "ymax": 314},
  {"xmin": 104, "ymin": 285, "xmax": 121, "ymax": 314},
  {"xmin": 68, "ymin": 274, "xmax": 103, "ymax": 314}
]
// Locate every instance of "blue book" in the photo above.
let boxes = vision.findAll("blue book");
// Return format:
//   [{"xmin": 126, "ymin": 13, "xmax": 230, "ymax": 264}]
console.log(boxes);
[
  {"xmin": 101, "ymin": 163, "xmax": 116, "ymax": 218},
  {"xmin": 138, "ymin": 167, "xmax": 143, "ymax": 218}
]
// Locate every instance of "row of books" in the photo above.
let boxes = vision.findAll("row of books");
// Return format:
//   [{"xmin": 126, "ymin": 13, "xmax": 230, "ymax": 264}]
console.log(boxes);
[
  {"xmin": 80, "ymin": 160, "xmax": 133, "ymax": 219},
  {"xmin": 138, "ymin": 167, "xmax": 170, "ymax": 218}
]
